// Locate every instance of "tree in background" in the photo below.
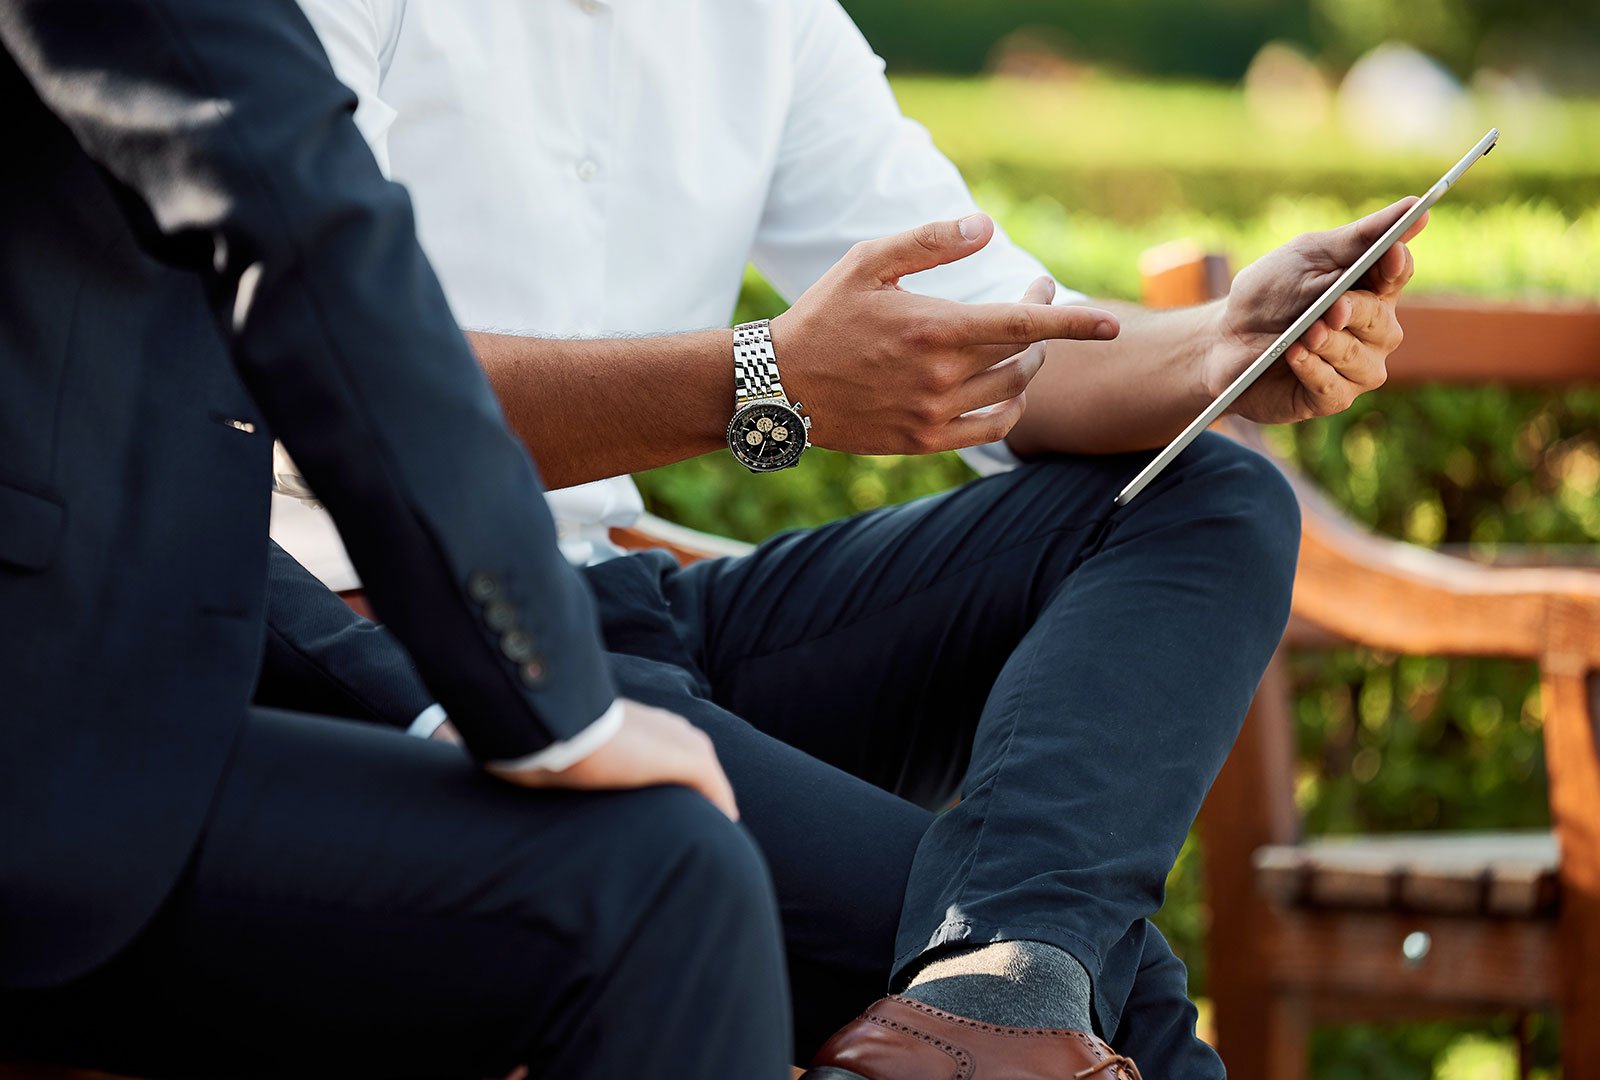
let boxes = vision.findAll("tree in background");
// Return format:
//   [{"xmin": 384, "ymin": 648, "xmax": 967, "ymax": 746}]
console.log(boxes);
[{"xmin": 842, "ymin": 0, "xmax": 1600, "ymax": 87}]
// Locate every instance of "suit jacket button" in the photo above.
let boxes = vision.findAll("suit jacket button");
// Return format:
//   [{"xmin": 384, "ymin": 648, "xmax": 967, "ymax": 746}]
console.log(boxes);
[
  {"xmin": 519, "ymin": 659, "xmax": 547, "ymax": 687},
  {"xmin": 501, "ymin": 630, "xmax": 536, "ymax": 663},
  {"xmin": 484, "ymin": 600, "xmax": 518, "ymax": 632},
  {"xmin": 468, "ymin": 572, "xmax": 501, "ymax": 603}
]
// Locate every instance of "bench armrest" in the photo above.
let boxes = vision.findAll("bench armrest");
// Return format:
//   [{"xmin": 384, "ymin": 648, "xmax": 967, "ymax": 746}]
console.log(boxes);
[{"xmin": 610, "ymin": 512, "xmax": 755, "ymax": 565}]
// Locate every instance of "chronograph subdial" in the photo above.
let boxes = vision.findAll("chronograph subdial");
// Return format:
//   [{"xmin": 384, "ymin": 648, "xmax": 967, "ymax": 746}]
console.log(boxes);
[{"xmin": 727, "ymin": 399, "xmax": 808, "ymax": 472}]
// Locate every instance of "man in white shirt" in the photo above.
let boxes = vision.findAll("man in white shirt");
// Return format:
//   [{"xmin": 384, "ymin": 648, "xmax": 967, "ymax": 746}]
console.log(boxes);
[{"xmin": 283, "ymin": 1, "xmax": 1423, "ymax": 1075}]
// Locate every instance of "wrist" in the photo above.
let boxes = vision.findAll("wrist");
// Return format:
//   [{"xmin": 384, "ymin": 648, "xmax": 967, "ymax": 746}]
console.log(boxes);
[
  {"xmin": 726, "ymin": 316, "xmax": 811, "ymax": 473},
  {"xmin": 766, "ymin": 310, "xmax": 804, "ymax": 399},
  {"xmin": 487, "ymin": 699, "xmax": 625, "ymax": 776},
  {"xmin": 1196, "ymin": 299, "xmax": 1234, "ymax": 405},
  {"xmin": 767, "ymin": 309, "xmax": 833, "ymax": 448}
]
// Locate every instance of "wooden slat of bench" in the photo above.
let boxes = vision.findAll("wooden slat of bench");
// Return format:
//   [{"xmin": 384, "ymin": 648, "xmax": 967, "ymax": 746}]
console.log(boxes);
[
  {"xmin": 611, "ymin": 512, "xmax": 754, "ymax": 564},
  {"xmin": 1254, "ymin": 830, "xmax": 1559, "ymax": 916},
  {"xmin": 1136, "ymin": 241, "xmax": 1232, "ymax": 310},
  {"xmin": 1386, "ymin": 297, "xmax": 1600, "ymax": 386},
  {"xmin": 1267, "ymin": 909, "xmax": 1559, "ymax": 1011}
]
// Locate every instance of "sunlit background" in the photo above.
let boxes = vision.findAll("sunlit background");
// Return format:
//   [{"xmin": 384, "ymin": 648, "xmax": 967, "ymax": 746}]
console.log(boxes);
[{"xmin": 635, "ymin": 5, "xmax": 1600, "ymax": 1076}]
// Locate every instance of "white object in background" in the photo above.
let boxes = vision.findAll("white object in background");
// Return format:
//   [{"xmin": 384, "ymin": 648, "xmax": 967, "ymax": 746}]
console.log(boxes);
[{"xmin": 1340, "ymin": 43, "xmax": 1470, "ymax": 152}]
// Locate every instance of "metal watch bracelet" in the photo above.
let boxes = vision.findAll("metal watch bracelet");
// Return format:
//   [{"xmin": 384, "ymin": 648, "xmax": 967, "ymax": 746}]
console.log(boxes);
[{"xmin": 733, "ymin": 319, "xmax": 786, "ymax": 405}]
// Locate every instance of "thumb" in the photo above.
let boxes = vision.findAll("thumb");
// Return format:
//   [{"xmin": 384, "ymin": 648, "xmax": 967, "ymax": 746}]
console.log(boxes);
[
  {"xmin": 1019, "ymin": 275, "xmax": 1057, "ymax": 305},
  {"xmin": 853, "ymin": 213, "xmax": 995, "ymax": 283},
  {"xmin": 1313, "ymin": 196, "xmax": 1420, "ymax": 268}
]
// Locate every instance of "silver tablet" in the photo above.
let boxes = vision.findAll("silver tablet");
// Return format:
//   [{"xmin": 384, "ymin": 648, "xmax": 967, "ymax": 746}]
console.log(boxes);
[{"xmin": 1114, "ymin": 127, "xmax": 1500, "ymax": 507}]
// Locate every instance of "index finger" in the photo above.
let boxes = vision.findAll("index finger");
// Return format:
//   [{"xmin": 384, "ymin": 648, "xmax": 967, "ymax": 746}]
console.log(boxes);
[{"xmin": 950, "ymin": 300, "xmax": 1121, "ymax": 347}]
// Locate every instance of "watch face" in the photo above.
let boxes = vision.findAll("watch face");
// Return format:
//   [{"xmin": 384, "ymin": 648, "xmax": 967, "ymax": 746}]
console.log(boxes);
[{"xmin": 728, "ymin": 401, "xmax": 806, "ymax": 472}]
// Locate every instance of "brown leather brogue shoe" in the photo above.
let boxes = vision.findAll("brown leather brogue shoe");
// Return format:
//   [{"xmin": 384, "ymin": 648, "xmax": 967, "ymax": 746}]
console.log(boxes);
[{"xmin": 800, "ymin": 995, "xmax": 1142, "ymax": 1080}]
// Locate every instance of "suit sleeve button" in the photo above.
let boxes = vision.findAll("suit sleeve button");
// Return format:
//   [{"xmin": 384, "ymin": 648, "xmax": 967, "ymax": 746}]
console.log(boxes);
[
  {"xmin": 468, "ymin": 572, "xmax": 501, "ymax": 603},
  {"xmin": 519, "ymin": 659, "xmax": 547, "ymax": 687},
  {"xmin": 484, "ymin": 601, "xmax": 518, "ymax": 632},
  {"xmin": 501, "ymin": 630, "xmax": 536, "ymax": 663}
]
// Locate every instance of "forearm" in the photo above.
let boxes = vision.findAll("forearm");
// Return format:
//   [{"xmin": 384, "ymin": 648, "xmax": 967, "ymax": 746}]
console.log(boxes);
[
  {"xmin": 0, "ymin": 0, "xmax": 619, "ymax": 759},
  {"xmin": 1005, "ymin": 300, "xmax": 1222, "ymax": 458},
  {"xmin": 1012, "ymin": 198, "xmax": 1426, "ymax": 458},
  {"xmin": 468, "ymin": 328, "xmax": 734, "ymax": 490}
]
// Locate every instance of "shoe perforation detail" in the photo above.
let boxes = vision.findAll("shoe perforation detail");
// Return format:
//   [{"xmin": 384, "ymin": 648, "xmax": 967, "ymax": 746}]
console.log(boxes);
[
  {"xmin": 862, "ymin": 1014, "xmax": 974, "ymax": 1080},
  {"xmin": 879, "ymin": 997, "xmax": 1137, "ymax": 1078}
]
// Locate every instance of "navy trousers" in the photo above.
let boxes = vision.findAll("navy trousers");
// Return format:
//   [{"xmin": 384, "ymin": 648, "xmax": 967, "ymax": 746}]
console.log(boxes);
[
  {"xmin": 3, "ymin": 433, "xmax": 1293, "ymax": 1077},
  {"xmin": 0, "ymin": 710, "xmax": 793, "ymax": 1079},
  {"xmin": 590, "ymin": 432, "xmax": 1299, "ymax": 1072}
]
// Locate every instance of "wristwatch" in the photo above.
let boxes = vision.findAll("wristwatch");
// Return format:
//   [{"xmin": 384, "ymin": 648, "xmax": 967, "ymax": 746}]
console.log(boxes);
[{"xmin": 726, "ymin": 318, "xmax": 811, "ymax": 473}]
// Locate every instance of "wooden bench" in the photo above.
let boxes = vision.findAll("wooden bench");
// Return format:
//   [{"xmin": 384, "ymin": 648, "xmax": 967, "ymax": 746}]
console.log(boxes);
[{"xmin": 1141, "ymin": 242, "xmax": 1600, "ymax": 1080}]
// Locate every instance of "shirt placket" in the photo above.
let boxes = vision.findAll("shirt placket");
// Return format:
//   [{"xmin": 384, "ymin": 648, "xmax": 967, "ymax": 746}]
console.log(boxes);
[{"xmin": 571, "ymin": 0, "xmax": 612, "ymax": 333}]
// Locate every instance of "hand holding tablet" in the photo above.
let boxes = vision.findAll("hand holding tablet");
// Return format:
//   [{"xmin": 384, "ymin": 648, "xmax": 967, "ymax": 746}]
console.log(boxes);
[{"xmin": 1115, "ymin": 128, "xmax": 1499, "ymax": 506}]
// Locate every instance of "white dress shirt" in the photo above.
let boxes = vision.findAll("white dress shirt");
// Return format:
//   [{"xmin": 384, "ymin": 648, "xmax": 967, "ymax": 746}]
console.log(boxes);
[
  {"xmin": 285, "ymin": 0, "xmax": 1087, "ymax": 761},
  {"xmin": 279, "ymin": 0, "xmax": 1084, "ymax": 592}
]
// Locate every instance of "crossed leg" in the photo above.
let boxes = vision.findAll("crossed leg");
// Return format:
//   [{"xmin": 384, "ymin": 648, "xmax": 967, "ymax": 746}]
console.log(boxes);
[{"xmin": 595, "ymin": 432, "xmax": 1298, "ymax": 1072}]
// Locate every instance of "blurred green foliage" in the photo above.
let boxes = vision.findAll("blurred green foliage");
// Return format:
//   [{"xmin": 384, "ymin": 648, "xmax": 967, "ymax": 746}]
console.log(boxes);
[
  {"xmin": 891, "ymin": 76, "xmax": 1600, "ymax": 222},
  {"xmin": 1305, "ymin": 0, "xmax": 1600, "ymax": 81},
  {"xmin": 842, "ymin": 0, "xmax": 1600, "ymax": 85},
  {"xmin": 634, "ymin": 74, "xmax": 1598, "ymax": 1077},
  {"xmin": 974, "ymin": 185, "xmax": 1600, "ymax": 301}
]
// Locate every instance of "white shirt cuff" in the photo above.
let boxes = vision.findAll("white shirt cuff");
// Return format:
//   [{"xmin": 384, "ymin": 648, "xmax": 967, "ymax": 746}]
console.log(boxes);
[
  {"xmin": 957, "ymin": 437, "xmax": 1022, "ymax": 477},
  {"xmin": 407, "ymin": 703, "xmax": 451, "ymax": 740},
  {"xmin": 409, "ymin": 700, "xmax": 627, "ymax": 773},
  {"xmin": 490, "ymin": 699, "xmax": 625, "ymax": 772}
]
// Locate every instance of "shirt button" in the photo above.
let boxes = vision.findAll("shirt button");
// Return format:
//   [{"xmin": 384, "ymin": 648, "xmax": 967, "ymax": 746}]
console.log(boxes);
[
  {"xmin": 578, "ymin": 0, "xmax": 601, "ymax": 13},
  {"xmin": 575, "ymin": 159, "xmax": 599, "ymax": 182}
]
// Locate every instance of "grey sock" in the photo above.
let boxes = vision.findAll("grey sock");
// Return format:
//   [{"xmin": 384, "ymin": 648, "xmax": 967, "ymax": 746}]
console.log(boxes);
[{"xmin": 901, "ymin": 940, "xmax": 1094, "ymax": 1033}]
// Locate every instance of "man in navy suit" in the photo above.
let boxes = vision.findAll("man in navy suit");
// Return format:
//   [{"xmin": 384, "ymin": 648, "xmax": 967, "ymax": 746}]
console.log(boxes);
[{"xmin": 0, "ymin": 1, "xmax": 791, "ymax": 1076}]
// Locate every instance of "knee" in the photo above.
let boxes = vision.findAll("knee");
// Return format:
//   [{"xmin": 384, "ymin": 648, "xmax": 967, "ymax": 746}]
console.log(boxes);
[
  {"xmin": 622, "ymin": 788, "xmax": 780, "ymax": 939},
  {"xmin": 541, "ymin": 786, "xmax": 783, "ymax": 999},
  {"xmin": 664, "ymin": 793, "xmax": 775, "ymax": 913},
  {"xmin": 1176, "ymin": 433, "xmax": 1300, "ymax": 590}
]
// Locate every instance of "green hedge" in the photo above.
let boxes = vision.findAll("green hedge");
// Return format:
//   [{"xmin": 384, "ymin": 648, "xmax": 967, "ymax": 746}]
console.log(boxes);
[{"xmin": 891, "ymin": 76, "xmax": 1600, "ymax": 222}]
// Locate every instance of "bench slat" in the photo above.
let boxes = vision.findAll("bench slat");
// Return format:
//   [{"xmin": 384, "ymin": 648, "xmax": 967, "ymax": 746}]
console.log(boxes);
[{"xmin": 1254, "ymin": 830, "xmax": 1559, "ymax": 917}]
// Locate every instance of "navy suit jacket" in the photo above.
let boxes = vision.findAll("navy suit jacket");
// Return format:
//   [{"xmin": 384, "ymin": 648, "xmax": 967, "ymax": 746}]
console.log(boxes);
[
  {"xmin": 255, "ymin": 541, "xmax": 435, "ymax": 728},
  {"xmin": 0, "ymin": 0, "xmax": 616, "ymax": 987}
]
